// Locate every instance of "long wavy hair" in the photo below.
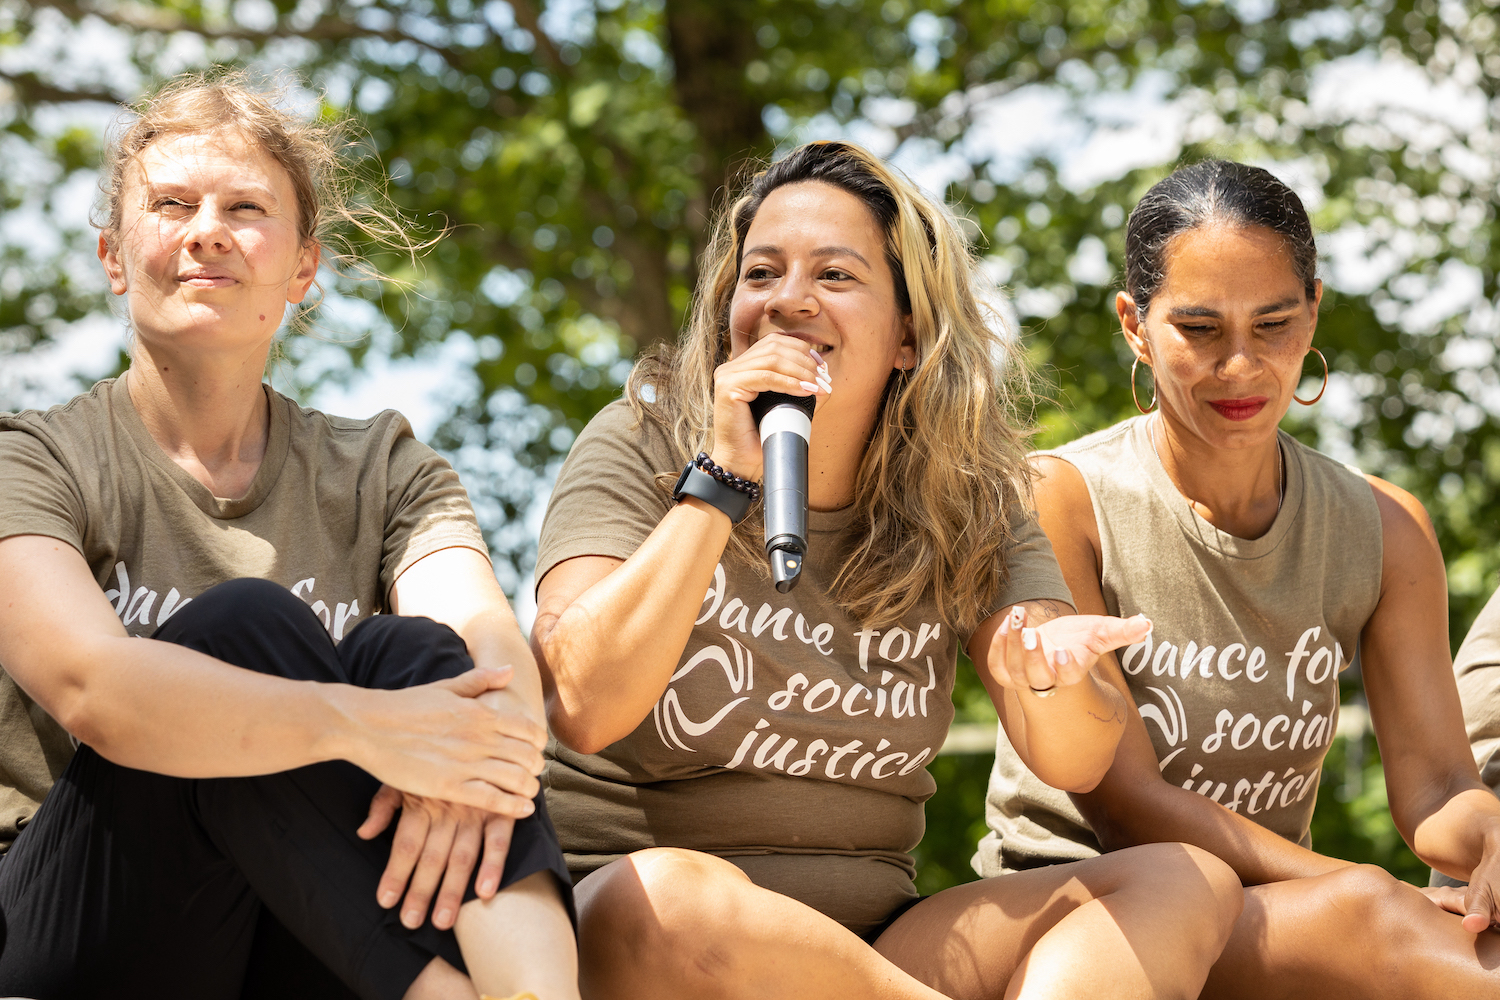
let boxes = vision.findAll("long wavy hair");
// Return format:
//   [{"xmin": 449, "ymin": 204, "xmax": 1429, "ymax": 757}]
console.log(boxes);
[{"xmin": 627, "ymin": 140, "xmax": 1038, "ymax": 633}]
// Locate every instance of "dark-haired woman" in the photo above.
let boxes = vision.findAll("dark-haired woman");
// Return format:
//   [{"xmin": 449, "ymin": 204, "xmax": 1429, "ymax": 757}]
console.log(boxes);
[
  {"xmin": 531, "ymin": 140, "xmax": 1244, "ymax": 999},
  {"xmin": 979, "ymin": 159, "xmax": 1500, "ymax": 998}
]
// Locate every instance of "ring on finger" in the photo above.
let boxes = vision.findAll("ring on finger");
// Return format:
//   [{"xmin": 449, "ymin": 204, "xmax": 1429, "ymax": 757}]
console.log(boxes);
[{"xmin": 1028, "ymin": 685, "xmax": 1058, "ymax": 698}]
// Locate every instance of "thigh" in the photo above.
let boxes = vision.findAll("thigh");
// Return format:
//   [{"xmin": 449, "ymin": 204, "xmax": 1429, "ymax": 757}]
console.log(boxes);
[
  {"xmin": 0, "ymin": 746, "xmax": 257, "ymax": 1000},
  {"xmin": 872, "ymin": 846, "xmax": 1204, "ymax": 1000},
  {"xmin": 1205, "ymin": 868, "xmax": 1500, "ymax": 1000}
]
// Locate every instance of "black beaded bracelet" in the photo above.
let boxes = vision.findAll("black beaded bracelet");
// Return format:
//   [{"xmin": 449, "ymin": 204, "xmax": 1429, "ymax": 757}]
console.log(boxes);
[{"xmin": 695, "ymin": 452, "xmax": 761, "ymax": 502}]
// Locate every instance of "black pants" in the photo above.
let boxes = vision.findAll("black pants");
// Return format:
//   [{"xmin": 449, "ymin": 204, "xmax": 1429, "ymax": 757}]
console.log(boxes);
[{"xmin": 0, "ymin": 578, "xmax": 572, "ymax": 1000}]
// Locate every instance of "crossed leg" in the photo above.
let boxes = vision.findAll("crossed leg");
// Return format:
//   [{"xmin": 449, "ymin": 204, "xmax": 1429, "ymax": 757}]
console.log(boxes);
[
  {"xmin": 576, "ymin": 842, "xmax": 1241, "ymax": 1000},
  {"xmin": 1202, "ymin": 865, "xmax": 1500, "ymax": 1000}
]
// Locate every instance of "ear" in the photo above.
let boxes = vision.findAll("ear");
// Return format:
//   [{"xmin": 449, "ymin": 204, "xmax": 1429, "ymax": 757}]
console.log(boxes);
[
  {"xmin": 1116, "ymin": 291, "xmax": 1150, "ymax": 363},
  {"xmin": 1307, "ymin": 278, "xmax": 1323, "ymax": 342},
  {"xmin": 286, "ymin": 241, "xmax": 321, "ymax": 305},
  {"xmin": 894, "ymin": 313, "xmax": 916, "ymax": 370},
  {"xmin": 98, "ymin": 233, "xmax": 128, "ymax": 296}
]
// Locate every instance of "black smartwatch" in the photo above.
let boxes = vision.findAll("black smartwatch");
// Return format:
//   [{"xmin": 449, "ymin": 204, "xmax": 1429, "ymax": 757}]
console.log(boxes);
[{"xmin": 673, "ymin": 462, "xmax": 753, "ymax": 524}]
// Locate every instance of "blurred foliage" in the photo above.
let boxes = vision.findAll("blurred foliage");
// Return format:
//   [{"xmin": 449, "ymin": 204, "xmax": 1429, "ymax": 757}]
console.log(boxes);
[{"xmin": 4, "ymin": 0, "xmax": 1500, "ymax": 884}]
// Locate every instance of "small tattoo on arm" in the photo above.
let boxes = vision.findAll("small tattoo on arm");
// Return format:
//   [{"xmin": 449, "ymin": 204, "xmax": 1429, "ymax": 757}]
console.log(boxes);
[
  {"xmin": 1019, "ymin": 599, "xmax": 1070, "ymax": 625},
  {"xmin": 1088, "ymin": 708, "xmax": 1126, "ymax": 725}
]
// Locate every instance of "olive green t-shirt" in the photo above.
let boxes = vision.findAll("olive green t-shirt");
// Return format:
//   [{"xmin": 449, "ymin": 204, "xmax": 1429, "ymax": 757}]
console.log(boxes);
[
  {"xmin": 536, "ymin": 398, "xmax": 1073, "ymax": 935},
  {"xmin": 0, "ymin": 377, "xmax": 488, "ymax": 850},
  {"xmin": 976, "ymin": 415, "xmax": 1383, "ymax": 875}
]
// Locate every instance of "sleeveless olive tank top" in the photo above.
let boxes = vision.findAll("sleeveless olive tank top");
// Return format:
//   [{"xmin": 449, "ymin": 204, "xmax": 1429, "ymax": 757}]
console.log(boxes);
[{"xmin": 975, "ymin": 415, "xmax": 1383, "ymax": 875}]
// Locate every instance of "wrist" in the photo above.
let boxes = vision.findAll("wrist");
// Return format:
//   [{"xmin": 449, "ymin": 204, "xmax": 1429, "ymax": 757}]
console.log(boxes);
[{"xmin": 313, "ymin": 682, "xmax": 376, "ymax": 768}]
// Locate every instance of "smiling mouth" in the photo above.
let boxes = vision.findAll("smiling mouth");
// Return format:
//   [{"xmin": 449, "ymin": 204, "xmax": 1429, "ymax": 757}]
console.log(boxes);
[{"xmin": 1208, "ymin": 398, "xmax": 1269, "ymax": 421}]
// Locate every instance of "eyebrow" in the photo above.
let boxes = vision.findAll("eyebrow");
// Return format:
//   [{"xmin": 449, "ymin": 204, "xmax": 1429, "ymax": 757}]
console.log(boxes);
[
  {"xmin": 742, "ymin": 244, "xmax": 872, "ymax": 268},
  {"xmin": 1167, "ymin": 296, "xmax": 1304, "ymax": 319}
]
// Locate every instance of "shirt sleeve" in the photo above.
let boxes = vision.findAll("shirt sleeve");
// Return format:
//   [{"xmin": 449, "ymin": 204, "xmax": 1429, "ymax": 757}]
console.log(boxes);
[
  {"xmin": 973, "ymin": 500, "xmax": 1076, "ymax": 639},
  {"xmin": 380, "ymin": 421, "xmax": 490, "ymax": 599},
  {"xmin": 1455, "ymin": 587, "xmax": 1500, "ymax": 793},
  {"xmin": 0, "ymin": 425, "xmax": 86, "ymax": 554},
  {"xmin": 534, "ymin": 399, "xmax": 677, "ymax": 591}
]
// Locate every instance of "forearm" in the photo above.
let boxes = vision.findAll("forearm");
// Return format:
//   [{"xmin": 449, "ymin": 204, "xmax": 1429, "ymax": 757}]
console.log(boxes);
[
  {"xmin": 538, "ymin": 497, "xmax": 732, "ymax": 753},
  {"xmin": 1080, "ymin": 774, "xmax": 1351, "ymax": 884},
  {"xmin": 52, "ymin": 634, "xmax": 359, "ymax": 777},
  {"xmin": 994, "ymin": 671, "xmax": 1128, "ymax": 792},
  {"xmin": 1411, "ymin": 786, "xmax": 1500, "ymax": 882}
]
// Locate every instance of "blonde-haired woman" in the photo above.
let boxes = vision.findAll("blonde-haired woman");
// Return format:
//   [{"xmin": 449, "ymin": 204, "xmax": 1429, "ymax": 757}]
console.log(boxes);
[
  {"xmin": 0, "ymin": 73, "xmax": 577, "ymax": 1000},
  {"xmin": 531, "ymin": 140, "xmax": 1242, "ymax": 1000}
]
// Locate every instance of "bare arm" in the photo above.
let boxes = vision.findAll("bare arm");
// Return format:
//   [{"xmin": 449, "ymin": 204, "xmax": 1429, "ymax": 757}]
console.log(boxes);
[
  {"xmin": 533, "ymin": 333, "xmax": 823, "ymax": 754},
  {"xmin": 1036, "ymin": 456, "xmax": 1352, "ymax": 883},
  {"xmin": 533, "ymin": 496, "xmax": 731, "ymax": 754},
  {"xmin": 0, "ymin": 534, "xmax": 540, "ymax": 813},
  {"xmin": 970, "ymin": 597, "xmax": 1143, "ymax": 793},
  {"xmin": 1360, "ymin": 476, "xmax": 1500, "ymax": 931}
]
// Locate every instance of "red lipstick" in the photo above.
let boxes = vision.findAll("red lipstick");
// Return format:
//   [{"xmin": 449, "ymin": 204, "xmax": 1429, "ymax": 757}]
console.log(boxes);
[{"xmin": 1208, "ymin": 397, "xmax": 1268, "ymax": 421}]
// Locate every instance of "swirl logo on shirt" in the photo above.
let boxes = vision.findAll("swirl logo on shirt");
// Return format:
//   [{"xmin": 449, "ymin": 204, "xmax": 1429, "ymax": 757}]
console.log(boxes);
[{"xmin": 649, "ymin": 563, "xmax": 942, "ymax": 786}]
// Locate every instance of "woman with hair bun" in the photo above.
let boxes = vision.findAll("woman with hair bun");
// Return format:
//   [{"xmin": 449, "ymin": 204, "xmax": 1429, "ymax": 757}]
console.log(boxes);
[
  {"xmin": 979, "ymin": 158, "xmax": 1500, "ymax": 998},
  {"xmin": 531, "ymin": 139, "xmax": 1243, "ymax": 999},
  {"xmin": 0, "ymin": 73, "xmax": 578, "ymax": 1000}
]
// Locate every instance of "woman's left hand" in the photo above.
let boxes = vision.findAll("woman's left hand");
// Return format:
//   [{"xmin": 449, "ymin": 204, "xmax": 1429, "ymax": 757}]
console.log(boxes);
[
  {"xmin": 358, "ymin": 784, "xmax": 516, "ymax": 930},
  {"xmin": 986, "ymin": 603, "xmax": 1152, "ymax": 694},
  {"xmin": 1461, "ymin": 843, "xmax": 1500, "ymax": 932}
]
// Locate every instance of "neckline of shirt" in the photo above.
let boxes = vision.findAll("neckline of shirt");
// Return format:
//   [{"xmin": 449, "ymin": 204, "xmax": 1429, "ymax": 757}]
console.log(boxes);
[
  {"xmin": 1130, "ymin": 413, "xmax": 1303, "ymax": 560},
  {"xmin": 109, "ymin": 377, "xmax": 292, "ymax": 521}
]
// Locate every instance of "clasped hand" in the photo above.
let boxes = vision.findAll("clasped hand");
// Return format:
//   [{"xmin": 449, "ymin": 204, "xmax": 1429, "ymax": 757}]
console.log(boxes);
[{"xmin": 356, "ymin": 666, "xmax": 546, "ymax": 930}]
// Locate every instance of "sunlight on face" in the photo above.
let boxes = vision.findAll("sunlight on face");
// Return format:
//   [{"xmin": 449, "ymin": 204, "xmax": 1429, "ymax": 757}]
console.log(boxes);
[
  {"xmin": 1141, "ymin": 223, "xmax": 1319, "ymax": 447},
  {"xmin": 101, "ymin": 129, "xmax": 317, "ymax": 361},
  {"xmin": 730, "ymin": 181, "xmax": 909, "ymax": 421}
]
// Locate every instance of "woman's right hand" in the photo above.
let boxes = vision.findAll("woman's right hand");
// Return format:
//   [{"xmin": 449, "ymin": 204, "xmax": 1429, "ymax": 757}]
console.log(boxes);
[
  {"xmin": 711, "ymin": 333, "xmax": 829, "ymax": 483},
  {"xmin": 337, "ymin": 664, "xmax": 547, "ymax": 817}
]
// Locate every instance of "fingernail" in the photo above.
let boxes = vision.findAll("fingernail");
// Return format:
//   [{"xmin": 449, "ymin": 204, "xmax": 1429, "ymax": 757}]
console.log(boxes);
[
  {"xmin": 816, "ymin": 377, "xmax": 832, "ymax": 393},
  {"xmin": 799, "ymin": 380, "xmax": 820, "ymax": 393},
  {"xmin": 809, "ymin": 348, "xmax": 822, "ymax": 363},
  {"xmin": 479, "ymin": 878, "xmax": 497, "ymax": 895},
  {"xmin": 1022, "ymin": 628, "xmax": 1037, "ymax": 650},
  {"xmin": 379, "ymin": 890, "xmax": 398, "ymax": 908},
  {"xmin": 522, "ymin": 800, "xmax": 535, "ymax": 815},
  {"xmin": 1053, "ymin": 649, "xmax": 1068, "ymax": 667},
  {"xmin": 403, "ymin": 910, "xmax": 420, "ymax": 928},
  {"xmin": 435, "ymin": 908, "xmax": 452, "ymax": 926},
  {"xmin": 1011, "ymin": 607, "xmax": 1025, "ymax": 627},
  {"xmin": 998, "ymin": 616, "xmax": 1010, "ymax": 635}
]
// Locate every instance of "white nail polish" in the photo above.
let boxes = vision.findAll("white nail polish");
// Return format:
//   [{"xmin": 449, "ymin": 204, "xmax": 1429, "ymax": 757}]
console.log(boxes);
[
  {"xmin": 1053, "ymin": 649, "xmax": 1067, "ymax": 667},
  {"xmin": 799, "ymin": 380, "xmax": 819, "ymax": 392},
  {"xmin": 1022, "ymin": 628, "xmax": 1037, "ymax": 650},
  {"xmin": 816, "ymin": 377, "xmax": 832, "ymax": 392}
]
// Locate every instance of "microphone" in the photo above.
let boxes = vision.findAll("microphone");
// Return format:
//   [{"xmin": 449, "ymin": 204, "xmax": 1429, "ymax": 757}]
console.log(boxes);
[{"xmin": 749, "ymin": 391, "xmax": 816, "ymax": 593}]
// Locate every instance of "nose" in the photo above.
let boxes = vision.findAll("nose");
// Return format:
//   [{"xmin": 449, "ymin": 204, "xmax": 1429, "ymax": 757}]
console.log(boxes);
[
  {"xmin": 766, "ymin": 264, "xmax": 819, "ymax": 319},
  {"xmin": 182, "ymin": 198, "xmax": 232, "ymax": 253},
  {"xmin": 1217, "ymin": 328, "xmax": 1264, "ymax": 380}
]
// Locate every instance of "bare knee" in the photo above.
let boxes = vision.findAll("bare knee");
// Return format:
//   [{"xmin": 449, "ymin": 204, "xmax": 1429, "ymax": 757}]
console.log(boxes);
[
  {"xmin": 1317, "ymin": 864, "xmax": 1422, "ymax": 940},
  {"xmin": 578, "ymin": 848, "xmax": 750, "ymax": 985},
  {"xmin": 1119, "ymin": 842, "xmax": 1244, "ymax": 942}
]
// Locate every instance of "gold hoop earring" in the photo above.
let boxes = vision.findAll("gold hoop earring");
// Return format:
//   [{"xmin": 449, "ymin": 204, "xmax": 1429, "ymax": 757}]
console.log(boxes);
[
  {"xmin": 1130, "ymin": 357, "xmax": 1156, "ymax": 414},
  {"xmin": 1294, "ymin": 348, "xmax": 1328, "ymax": 405}
]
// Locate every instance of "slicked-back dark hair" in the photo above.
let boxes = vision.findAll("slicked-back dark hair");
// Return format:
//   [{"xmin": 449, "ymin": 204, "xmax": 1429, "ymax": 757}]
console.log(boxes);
[{"xmin": 1124, "ymin": 159, "xmax": 1317, "ymax": 317}]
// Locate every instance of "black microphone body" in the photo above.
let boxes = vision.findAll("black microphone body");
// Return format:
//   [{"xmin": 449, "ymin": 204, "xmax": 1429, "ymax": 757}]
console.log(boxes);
[{"xmin": 749, "ymin": 391, "xmax": 816, "ymax": 593}]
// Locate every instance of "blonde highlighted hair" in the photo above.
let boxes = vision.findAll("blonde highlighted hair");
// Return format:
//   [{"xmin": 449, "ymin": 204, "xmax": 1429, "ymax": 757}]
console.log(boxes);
[
  {"xmin": 628, "ymin": 140, "xmax": 1038, "ymax": 634},
  {"xmin": 95, "ymin": 68, "xmax": 431, "ymax": 320}
]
